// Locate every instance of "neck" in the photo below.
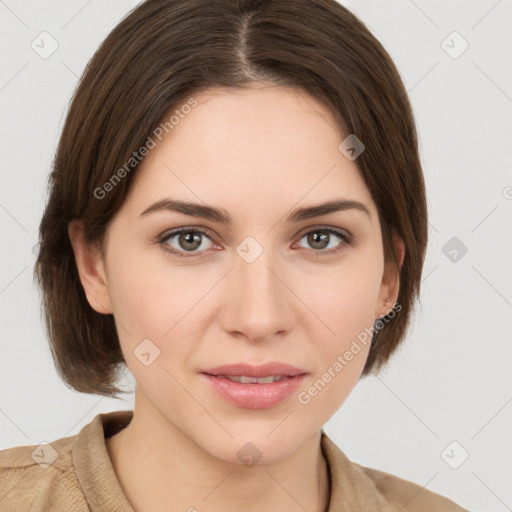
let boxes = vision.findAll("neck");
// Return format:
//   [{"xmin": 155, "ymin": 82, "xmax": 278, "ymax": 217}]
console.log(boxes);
[{"xmin": 106, "ymin": 396, "xmax": 330, "ymax": 512}]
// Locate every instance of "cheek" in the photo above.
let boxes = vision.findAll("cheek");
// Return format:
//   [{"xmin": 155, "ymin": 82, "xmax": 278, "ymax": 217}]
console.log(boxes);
[
  {"xmin": 295, "ymin": 268, "xmax": 377, "ymax": 417},
  {"xmin": 109, "ymin": 270, "xmax": 168, "ymax": 338},
  {"xmin": 106, "ymin": 240, "xmax": 188, "ymax": 334},
  {"xmin": 292, "ymin": 253, "xmax": 381, "ymax": 394},
  {"xmin": 295, "ymin": 252, "xmax": 383, "ymax": 337},
  {"xmin": 107, "ymin": 250, "xmax": 207, "ymax": 372}
]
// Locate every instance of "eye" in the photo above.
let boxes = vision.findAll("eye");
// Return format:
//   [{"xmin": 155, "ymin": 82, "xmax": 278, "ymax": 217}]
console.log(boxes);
[
  {"xmin": 157, "ymin": 225, "xmax": 352, "ymax": 259},
  {"xmin": 157, "ymin": 228, "xmax": 215, "ymax": 258},
  {"xmin": 293, "ymin": 227, "xmax": 351, "ymax": 256}
]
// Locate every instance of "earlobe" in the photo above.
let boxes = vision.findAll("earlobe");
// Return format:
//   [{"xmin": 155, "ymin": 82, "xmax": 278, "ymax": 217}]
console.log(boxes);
[{"xmin": 67, "ymin": 219, "xmax": 113, "ymax": 315}]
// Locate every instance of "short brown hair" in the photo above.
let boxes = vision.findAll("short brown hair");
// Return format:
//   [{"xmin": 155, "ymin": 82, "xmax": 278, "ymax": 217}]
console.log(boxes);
[{"xmin": 34, "ymin": 0, "xmax": 428, "ymax": 397}]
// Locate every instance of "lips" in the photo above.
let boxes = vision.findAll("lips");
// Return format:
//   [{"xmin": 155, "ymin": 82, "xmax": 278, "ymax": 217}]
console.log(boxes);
[
  {"xmin": 201, "ymin": 362, "xmax": 308, "ymax": 379},
  {"xmin": 200, "ymin": 362, "xmax": 309, "ymax": 409}
]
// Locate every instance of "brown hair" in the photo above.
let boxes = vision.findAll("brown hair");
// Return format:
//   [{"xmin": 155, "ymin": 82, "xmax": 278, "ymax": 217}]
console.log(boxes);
[{"xmin": 34, "ymin": 0, "xmax": 428, "ymax": 397}]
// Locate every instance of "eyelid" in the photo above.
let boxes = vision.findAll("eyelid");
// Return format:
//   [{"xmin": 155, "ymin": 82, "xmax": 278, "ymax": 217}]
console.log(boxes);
[
  {"xmin": 294, "ymin": 224, "xmax": 353, "ymax": 243},
  {"xmin": 157, "ymin": 224, "xmax": 353, "ymax": 257},
  {"xmin": 156, "ymin": 226, "xmax": 218, "ymax": 250}
]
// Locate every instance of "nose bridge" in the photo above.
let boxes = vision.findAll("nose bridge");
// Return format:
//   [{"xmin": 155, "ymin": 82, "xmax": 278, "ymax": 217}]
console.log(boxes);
[{"xmin": 224, "ymin": 235, "xmax": 291, "ymax": 340}]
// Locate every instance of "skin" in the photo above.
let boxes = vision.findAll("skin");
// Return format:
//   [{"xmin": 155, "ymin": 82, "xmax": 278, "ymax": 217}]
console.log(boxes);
[{"xmin": 68, "ymin": 84, "xmax": 404, "ymax": 512}]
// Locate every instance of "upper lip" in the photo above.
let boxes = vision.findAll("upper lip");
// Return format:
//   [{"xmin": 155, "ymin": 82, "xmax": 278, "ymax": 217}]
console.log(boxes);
[{"xmin": 201, "ymin": 362, "xmax": 308, "ymax": 378}]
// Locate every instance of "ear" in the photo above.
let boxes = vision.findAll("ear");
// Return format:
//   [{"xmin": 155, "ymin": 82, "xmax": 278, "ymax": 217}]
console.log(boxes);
[
  {"xmin": 67, "ymin": 219, "xmax": 113, "ymax": 315},
  {"xmin": 375, "ymin": 232, "xmax": 405, "ymax": 319}
]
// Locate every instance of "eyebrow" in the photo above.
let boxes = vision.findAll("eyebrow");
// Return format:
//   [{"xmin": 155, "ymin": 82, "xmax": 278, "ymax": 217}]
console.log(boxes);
[{"xmin": 140, "ymin": 198, "xmax": 371, "ymax": 224}]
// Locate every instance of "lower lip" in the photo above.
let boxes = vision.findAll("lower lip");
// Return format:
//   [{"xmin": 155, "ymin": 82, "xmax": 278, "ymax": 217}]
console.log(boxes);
[{"xmin": 201, "ymin": 373, "xmax": 307, "ymax": 409}]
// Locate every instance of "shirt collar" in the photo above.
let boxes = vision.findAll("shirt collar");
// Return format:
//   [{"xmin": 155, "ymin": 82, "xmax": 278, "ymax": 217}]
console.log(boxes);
[
  {"xmin": 320, "ymin": 429, "xmax": 394, "ymax": 511},
  {"xmin": 73, "ymin": 410, "xmax": 135, "ymax": 512}
]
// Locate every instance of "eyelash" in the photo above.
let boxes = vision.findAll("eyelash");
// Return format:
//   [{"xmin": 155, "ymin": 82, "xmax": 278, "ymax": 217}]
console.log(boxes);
[{"xmin": 156, "ymin": 226, "xmax": 353, "ymax": 259}]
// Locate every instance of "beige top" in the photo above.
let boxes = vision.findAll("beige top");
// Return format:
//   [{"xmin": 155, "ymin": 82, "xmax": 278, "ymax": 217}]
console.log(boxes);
[{"xmin": 0, "ymin": 410, "xmax": 468, "ymax": 511}]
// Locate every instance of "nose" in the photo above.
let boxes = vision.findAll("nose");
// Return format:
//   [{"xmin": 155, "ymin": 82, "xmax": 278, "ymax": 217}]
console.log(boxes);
[{"xmin": 219, "ymin": 246, "xmax": 294, "ymax": 343}]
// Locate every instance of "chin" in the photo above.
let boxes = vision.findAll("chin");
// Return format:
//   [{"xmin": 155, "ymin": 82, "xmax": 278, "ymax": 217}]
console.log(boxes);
[{"xmin": 193, "ymin": 422, "xmax": 312, "ymax": 467}]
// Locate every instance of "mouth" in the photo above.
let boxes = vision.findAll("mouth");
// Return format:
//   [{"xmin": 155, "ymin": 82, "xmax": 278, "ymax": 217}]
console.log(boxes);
[{"xmin": 200, "ymin": 362, "xmax": 308, "ymax": 409}]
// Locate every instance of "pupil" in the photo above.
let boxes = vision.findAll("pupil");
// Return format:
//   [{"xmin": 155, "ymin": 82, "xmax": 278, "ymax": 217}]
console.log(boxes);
[
  {"xmin": 180, "ymin": 232, "xmax": 201, "ymax": 250},
  {"xmin": 309, "ymin": 231, "xmax": 328, "ymax": 249}
]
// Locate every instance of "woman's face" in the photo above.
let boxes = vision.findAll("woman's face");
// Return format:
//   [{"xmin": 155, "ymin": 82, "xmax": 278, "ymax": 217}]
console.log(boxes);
[{"xmin": 74, "ymin": 85, "xmax": 401, "ymax": 464}]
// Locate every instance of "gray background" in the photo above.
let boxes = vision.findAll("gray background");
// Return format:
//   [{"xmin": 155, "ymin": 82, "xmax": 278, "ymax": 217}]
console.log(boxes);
[{"xmin": 1, "ymin": 1, "xmax": 511, "ymax": 511}]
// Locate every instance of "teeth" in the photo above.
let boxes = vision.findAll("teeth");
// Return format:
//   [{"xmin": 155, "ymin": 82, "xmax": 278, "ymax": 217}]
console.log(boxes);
[{"xmin": 223, "ymin": 375, "xmax": 286, "ymax": 383}]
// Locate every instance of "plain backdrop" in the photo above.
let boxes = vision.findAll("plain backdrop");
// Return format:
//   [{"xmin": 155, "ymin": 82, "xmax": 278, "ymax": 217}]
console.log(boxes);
[{"xmin": 1, "ymin": 1, "xmax": 511, "ymax": 511}]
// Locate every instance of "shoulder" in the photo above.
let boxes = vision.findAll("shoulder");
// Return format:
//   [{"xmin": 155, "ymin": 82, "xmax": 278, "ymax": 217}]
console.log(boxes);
[
  {"xmin": 0, "ymin": 434, "xmax": 89, "ymax": 512},
  {"xmin": 356, "ymin": 463, "xmax": 469, "ymax": 511},
  {"xmin": 320, "ymin": 432, "xmax": 469, "ymax": 511}
]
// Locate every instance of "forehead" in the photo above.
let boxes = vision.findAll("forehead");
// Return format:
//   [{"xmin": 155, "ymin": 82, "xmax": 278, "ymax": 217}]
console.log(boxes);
[{"xmin": 121, "ymin": 85, "xmax": 375, "ymax": 221}]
